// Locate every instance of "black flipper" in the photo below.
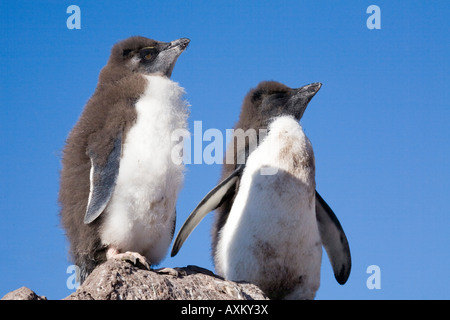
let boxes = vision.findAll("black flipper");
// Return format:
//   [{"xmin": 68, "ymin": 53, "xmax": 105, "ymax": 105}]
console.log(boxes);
[
  {"xmin": 84, "ymin": 132, "xmax": 122, "ymax": 224},
  {"xmin": 315, "ymin": 190, "xmax": 351, "ymax": 284},
  {"xmin": 171, "ymin": 165, "xmax": 244, "ymax": 257},
  {"xmin": 171, "ymin": 209, "xmax": 177, "ymax": 239}
]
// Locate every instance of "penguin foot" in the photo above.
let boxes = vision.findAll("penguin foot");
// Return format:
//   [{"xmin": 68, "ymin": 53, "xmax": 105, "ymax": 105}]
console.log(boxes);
[
  {"xmin": 106, "ymin": 247, "xmax": 150, "ymax": 270},
  {"xmin": 154, "ymin": 267, "xmax": 186, "ymax": 277}
]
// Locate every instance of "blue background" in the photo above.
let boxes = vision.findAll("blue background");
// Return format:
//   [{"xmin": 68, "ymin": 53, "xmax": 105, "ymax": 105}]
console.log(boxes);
[{"xmin": 1, "ymin": 1, "xmax": 449, "ymax": 299}]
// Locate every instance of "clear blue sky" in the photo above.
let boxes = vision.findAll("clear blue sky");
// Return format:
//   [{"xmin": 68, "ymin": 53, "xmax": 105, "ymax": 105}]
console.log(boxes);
[{"xmin": 1, "ymin": 1, "xmax": 449, "ymax": 300}]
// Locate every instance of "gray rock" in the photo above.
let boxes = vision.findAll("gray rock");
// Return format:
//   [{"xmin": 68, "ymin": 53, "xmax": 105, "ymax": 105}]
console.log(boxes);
[
  {"xmin": 64, "ymin": 260, "xmax": 268, "ymax": 300},
  {"xmin": 1, "ymin": 286, "xmax": 47, "ymax": 300}
]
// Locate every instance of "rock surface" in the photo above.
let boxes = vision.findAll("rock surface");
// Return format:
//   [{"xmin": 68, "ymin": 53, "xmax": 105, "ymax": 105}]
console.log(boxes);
[
  {"xmin": 1, "ymin": 286, "xmax": 47, "ymax": 300},
  {"xmin": 2, "ymin": 260, "xmax": 268, "ymax": 300},
  {"xmin": 66, "ymin": 260, "xmax": 267, "ymax": 300}
]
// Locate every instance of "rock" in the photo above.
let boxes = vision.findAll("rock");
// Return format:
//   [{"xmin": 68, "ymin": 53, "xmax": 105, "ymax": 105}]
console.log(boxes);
[
  {"xmin": 1, "ymin": 286, "xmax": 47, "ymax": 300},
  {"xmin": 64, "ymin": 259, "xmax": 268, "ymax": 300}
]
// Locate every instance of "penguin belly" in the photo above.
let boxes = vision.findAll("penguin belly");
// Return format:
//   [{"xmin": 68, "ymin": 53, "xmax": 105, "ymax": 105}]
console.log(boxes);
[
  {"xmin": 100, "ymin": 75, "xmax": 189, "ymax": 264},
  {"xmin": 215, "ymin": 116, "xmax": 322, "ymax": 299}
]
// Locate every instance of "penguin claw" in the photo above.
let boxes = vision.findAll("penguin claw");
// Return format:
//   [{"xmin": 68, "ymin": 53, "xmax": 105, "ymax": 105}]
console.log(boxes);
[
  {"xmin": 107, "ymin": 248, "xmax": 150, "ymax": 270},
  {"xmin": 121, "ymin": 251, "xmax": 151, "ymax": 270},
  {"xmin": 154, "ymin": 267, "xmax": 186, "ymax": 277}
]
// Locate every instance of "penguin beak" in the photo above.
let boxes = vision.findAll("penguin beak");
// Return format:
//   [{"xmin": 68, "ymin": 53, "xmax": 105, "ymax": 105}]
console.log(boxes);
[
  {"xmin": 289, "ymin": 82, "xmax": 322, "ymax": 119},
  {"xmin": 294, "ymin": 82, "xmax": 322, "ymax": 102},
  {"xmin": 152, "ymin": 38, "xmax": 190, "ymax": 78},
  {"xmin": 166, "ymin": 38, "xmax": 190, "ymax": 51}
]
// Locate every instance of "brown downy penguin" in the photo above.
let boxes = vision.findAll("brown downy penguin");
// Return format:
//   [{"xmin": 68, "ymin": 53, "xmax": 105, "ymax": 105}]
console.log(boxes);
[
  {"xmin": 171, "ymin": 81, "xmax": 351, "ymax": 299},
  {"xmin": 59, "ymin": 36, "xmax": 190, "ymax": 283}
]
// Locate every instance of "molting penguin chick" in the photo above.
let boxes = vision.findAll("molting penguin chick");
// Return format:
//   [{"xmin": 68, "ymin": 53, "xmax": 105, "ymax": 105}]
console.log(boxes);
[
  {"xmin": 171, "ymin": 81, "xmax": 351, "ymax": 299},
  {"xmin": 59, "ymin": 36, "xmax": 190, "ymax": 283},
  {"xmin": 217, "ymin": 115, "xmax": 320, "ymax": 299}
]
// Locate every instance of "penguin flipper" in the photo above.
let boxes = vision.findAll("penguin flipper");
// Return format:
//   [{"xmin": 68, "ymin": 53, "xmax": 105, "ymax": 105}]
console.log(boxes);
[
  {"xmin": 171, "ymin": 165, "xmax": 244, "ymax": 257},
  {"xmin": 315, "ymin": 190, "xmax": 351, "ymax": 284},
  {"xmin": 84, "ymin": 132, "xmax": 122, "ymax": 224}
]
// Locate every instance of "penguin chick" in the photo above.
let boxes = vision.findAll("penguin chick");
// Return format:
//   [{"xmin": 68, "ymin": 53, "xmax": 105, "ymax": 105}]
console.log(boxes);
[
  {"xmin": 171, "ymin": 81, "xmax": 351, "ymax": 298},
  {"xmin": 59, "ymin": 36, "xmax": 190, "ymax": 283},
  {"xmin": 216, "ymin": 115, "xmax": 320, "ymax": 299}
]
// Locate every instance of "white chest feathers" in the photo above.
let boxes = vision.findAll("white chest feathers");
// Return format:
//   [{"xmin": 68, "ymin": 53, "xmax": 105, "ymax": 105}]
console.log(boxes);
[
  {"xmin": 215, "ymin": 116, "xmax": 322, "ymax": 299},
  {"xmin": 101, "ymin": 75, "xmax": 189, "ymax": 264}
]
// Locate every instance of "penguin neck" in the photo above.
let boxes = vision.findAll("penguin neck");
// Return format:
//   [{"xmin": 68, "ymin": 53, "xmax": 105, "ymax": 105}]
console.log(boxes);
[
  {"xmin": 98, "ymin": 65, "xmax": 132, "ymax": 85},
  {"xmin": 142, "ymin": 74, "xmax": 184, "ymax": 101}
]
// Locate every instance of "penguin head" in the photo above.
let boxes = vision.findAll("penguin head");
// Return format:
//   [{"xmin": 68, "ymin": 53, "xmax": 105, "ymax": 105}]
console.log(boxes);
[
  {"xmin": 109, "ymin": 36, "xmax": 190, "ymax": 77},
  {"xmin": 241, "ymin": 81, "xmax": 322, "ymax": 127}
]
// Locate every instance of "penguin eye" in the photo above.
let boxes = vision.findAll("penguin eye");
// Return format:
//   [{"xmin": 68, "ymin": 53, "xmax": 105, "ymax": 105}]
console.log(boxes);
[{"xmin": 140, "ymin": 47, "xmax": 156, "ymax": 61}]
